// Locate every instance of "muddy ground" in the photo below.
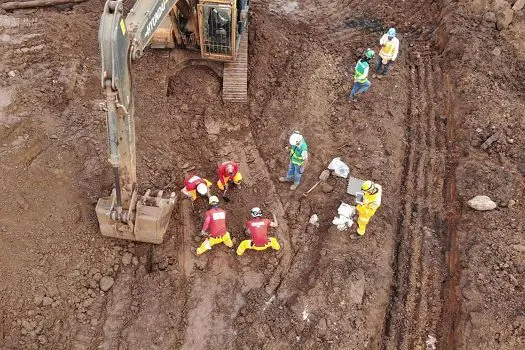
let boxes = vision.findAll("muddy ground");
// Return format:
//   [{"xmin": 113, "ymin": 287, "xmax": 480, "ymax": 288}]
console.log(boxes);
[{"xmin": 0, "ymin": 0, "xmax": 524, "ymax": 349}]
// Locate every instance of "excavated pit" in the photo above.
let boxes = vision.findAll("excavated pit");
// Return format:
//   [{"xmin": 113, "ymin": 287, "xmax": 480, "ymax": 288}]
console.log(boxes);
[{"xmin": 1, "ymin": 0, "xmax": 525, "ymax": 349}]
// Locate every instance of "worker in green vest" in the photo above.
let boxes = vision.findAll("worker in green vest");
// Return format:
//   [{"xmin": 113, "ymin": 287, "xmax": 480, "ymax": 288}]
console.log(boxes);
[
  {"xmin": 279, "ymin": 131, "xmax": 308, "ymax": 191},
  {"xmin": 348, "ymin": 48, "xmax": 375, "ymax": 102}
]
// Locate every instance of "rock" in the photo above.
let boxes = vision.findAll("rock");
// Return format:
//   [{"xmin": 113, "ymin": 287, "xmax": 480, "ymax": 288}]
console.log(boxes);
[
  {"xmin": 122, "ymin": 252, "xmax": 132, "ymax": 266},
  {"xmin": 132, "ymin": 256, "xmax": 139, "ymax": 266},
  {"xmin": 496, "ymin": 8, "xmax": 514, "ymax": 30},
  {"xmin": 34, "ymin": 296, "xmax": 43, "ymax": 306},
  {"xmin": 318, "ymin": 318, "xmax": 327, "ymax": 332},
  {"xmin": 508, "ymin": 199, "xmax": 516, "ymax": 208},
  {"xmin": 180, "ymin": 103, "xmax": 189, "ymax": 112},
  {"xmin": 481, "ymin": 133, "xmax": 500, "ymax": 150},
  {"xmin": 491, "ymin": 47, "xmax": 501, "ymax": 56},
  {"xmin": 483, "ymin": 11, "xmax": 496, "ymax": 23},
  {"xmin": 89, "ymin": 279, "xmax": 98, "ymax": 290},
  {"xmin": 42, "ymin": 297, "xmax": 53, "ymax": 307},
  {"xmin": 92, "ymin": 272, "xmax": 102, "ymax": 282},
  {"xmin": 493, "ymin": 0, "xmax": 511, "ymax": 11},
  {"xmin": 513, "ymin": 0, "xmax": 525, "ymax": 10},
  {"xmin": 99, "ymin": 276, "xmax": 114, "ymax": 292},
  {"xmin": 320, "ymin": 182, "xmax": 334, "ymax": 193},
  {"xmin": 158, "ymin": 258, "xmax": 169, "ymax": 271},
  {"xmin": 90, "ymin": 318, "xmax": 98, "ymax": 326},
  {"xmin": 7, "ymin": 70, "xmax": 15, "ymax": 77},
  {"xmin": 512, "ymin": 244, "xmax": 525, "ymax": 252},
  {"xmin": 349, "ymin": 277, "xmax": 365, "ymax": 304},
  {"xmin": 309, "ymin": 214, "xmax": 319, "ymax": 227},
  {"xmin": 470, "ymin": 0, "xmax": 491, "ymax": 11},
  {"xmin": 204, "ymin": 118, "xmax": 221, "ymax": 135},
  {"xmin": 467, "ymin": 195, "xmax": 497, "ymax": 211}
]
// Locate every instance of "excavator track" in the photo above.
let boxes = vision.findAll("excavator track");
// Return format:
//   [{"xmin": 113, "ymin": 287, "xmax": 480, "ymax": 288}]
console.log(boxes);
[{"xmin": 222, "ymin": 34, "xmax": 248, "ymax": 102}]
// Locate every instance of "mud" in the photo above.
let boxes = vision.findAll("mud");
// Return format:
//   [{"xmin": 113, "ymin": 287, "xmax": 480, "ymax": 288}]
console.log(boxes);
[{"xmin": 0, "ymin": 0, "xmax": 524, "ymax": 349}]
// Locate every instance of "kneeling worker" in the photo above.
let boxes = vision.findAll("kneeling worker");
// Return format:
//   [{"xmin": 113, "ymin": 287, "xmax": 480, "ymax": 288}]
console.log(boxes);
[
  {"xmin": 217, "ymin": 160, "xmax": 243, "ymax": 191},
  {"xmin": 237, "ymin": 207, "xmax": 281, "ymax": 256},
  {"xmin": 192, "ymin": 196, "xmax": 233, "ymax": 255},
  {"xmin": 182, "ymin": 174, "xmax": 212, "ymax": 201}
]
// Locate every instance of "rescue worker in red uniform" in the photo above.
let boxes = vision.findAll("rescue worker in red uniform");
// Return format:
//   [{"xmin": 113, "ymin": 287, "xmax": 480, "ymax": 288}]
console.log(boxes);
[
  {"xmin": 182, "ymin": 174, "xmax": 212, "ymax": 201},
  {"xmin": 236, "ymin": 207, "xmax": 281, "ymax": 256},
  {"xmin": 192, "ymin": 196, "xmax": 233, "ymax": 255},
  {"xmin": 217, "ymin": 160, "xmax": 243, "ymax": 191}
]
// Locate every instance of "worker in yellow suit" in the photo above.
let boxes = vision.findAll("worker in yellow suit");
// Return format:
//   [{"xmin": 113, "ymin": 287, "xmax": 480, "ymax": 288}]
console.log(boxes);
[
  {"xmin": 354, "ymin": 180, "xmax": 382, "ymax": 237},
  {"xmin": 376, "ymin": 28, "xmax": 399, "ymax": 77}
]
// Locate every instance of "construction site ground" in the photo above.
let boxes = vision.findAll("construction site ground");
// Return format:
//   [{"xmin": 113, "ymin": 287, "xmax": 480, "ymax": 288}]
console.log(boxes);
[{"xmin": 1, "ymin": 0, "xmax": 525, "ymax": 349}]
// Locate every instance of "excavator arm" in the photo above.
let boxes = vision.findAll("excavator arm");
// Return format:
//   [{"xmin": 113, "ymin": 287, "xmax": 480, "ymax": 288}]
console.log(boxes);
[{"xmin": 96, "ymin": 0, "xmax": 178, "ymax": 244}]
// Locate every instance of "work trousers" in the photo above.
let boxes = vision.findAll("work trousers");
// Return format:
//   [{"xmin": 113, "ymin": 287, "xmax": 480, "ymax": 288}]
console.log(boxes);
[
  {"xmin": 286, "ymin": 162, "xmax": 304, "ymax": 185},
  {"xmin": 349, "ymin": 80, "xmax": 371, "ymax": 98},
  {"xmin": 236, "ymin": 237, "xmax": 281, "ymax": 256},
  {"xmin": 376, "ymin": 56, "xmax": 393, "ymax": 75},
  {"xmin": 196, "ymin": 232, "xmax": 233, "ymax": 255}
]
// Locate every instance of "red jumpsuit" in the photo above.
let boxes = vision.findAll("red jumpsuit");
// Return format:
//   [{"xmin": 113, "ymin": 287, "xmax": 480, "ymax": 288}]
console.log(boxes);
[
  {"xmin": 246, "ymin": 218, "xmax": 271, "ymax": 246},
  {"xmin": 236, "ymin": 218, "xmax": 281, "ymax": 256},
  {"xmin": 195, "ymin": 207, "xmax": 233, "ymax": 255},
  {"xmin": 217, "ymin": 161, "xmax": 242, "ymax": 190}
]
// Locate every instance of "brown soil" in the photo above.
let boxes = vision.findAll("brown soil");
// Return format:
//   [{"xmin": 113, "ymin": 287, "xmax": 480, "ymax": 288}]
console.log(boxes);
[{"xmin": 0, "ymin": 0, "xmax": 524, "ymax": 349}]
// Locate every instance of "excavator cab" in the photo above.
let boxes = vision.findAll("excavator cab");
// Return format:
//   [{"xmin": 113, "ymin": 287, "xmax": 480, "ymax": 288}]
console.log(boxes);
[{"xmin": 198, "ymin": 0, "xmax": 249, "ymax": 61}]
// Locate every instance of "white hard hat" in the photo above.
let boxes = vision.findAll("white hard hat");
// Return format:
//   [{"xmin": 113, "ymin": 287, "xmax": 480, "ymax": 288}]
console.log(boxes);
[
  {"xmin": 289, "ymin": 131, "xmax": 303, "ymax": 146},
  {"xmin": 196, "ymin": 183, "xmax": 208, "ymax": 195},
  {"xmin": 209, "ymin": 196, "xmax": 219, "ymax": 205},
  {"xmin": 250, "ymin": 207, "xmax": 262, "ymax": 218}
]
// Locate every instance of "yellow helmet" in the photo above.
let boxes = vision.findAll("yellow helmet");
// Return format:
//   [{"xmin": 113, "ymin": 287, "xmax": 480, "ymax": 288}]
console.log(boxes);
[{"xmin": 361, "ymin": 180, "xmax": 374, "ymax": 192}]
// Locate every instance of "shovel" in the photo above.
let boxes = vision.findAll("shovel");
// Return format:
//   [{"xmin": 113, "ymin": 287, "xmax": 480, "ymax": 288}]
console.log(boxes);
[
  {"xmin": 302, "ymin": 170, "xmax": 330, "ymax": 197},
  {"xmin": 222, "ymin": 185, "xmax": 231, "ymax": 202}
]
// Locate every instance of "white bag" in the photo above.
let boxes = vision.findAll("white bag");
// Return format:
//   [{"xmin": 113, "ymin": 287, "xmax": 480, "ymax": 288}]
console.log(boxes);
[
  {"xmin": 337, "ymin": 202, "xmax": 355, "ymax": 218},
  {"xmin": 328, "ymin": 157, "xmax": 350, "ymax": 178}
]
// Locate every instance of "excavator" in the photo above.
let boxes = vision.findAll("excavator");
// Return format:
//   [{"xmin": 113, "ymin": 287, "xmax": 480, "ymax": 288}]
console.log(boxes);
[{"xmin": 95, "ymin": 0, "xmax": 249, "ymax": 243}]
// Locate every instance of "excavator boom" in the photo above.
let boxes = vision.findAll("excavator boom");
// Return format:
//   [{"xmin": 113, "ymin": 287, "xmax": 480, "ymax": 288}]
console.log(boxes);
[
  {"xmin": 96, "ymin": 0, "xmax": 177, "ymax": 244},
  {"xmin": 95, "ymin": 0, "xmax": 249, "ymax": 243}
]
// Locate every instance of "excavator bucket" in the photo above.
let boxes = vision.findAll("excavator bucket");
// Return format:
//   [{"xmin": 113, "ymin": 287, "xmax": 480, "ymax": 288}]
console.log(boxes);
[{"xmin": 95, "ymin": 189, "xmax": 176, "ymax": 244}]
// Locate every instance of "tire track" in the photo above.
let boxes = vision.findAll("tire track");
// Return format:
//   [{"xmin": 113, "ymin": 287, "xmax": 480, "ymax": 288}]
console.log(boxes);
[{"xmin": 382, "ymin": 53, "xmax": 448, "ymax": 349}]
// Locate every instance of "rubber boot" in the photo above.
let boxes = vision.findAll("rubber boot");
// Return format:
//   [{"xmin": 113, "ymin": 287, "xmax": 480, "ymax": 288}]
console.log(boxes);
[{"xmin": 279, "ymin": 177, "xmax": 292, "ymax": 183}]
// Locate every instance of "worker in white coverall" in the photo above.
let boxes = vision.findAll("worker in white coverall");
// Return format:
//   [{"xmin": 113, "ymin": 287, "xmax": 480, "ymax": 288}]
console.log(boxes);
[{"xmin": 376, "ymin": 27, "xmax": 399, "ymax": 77}]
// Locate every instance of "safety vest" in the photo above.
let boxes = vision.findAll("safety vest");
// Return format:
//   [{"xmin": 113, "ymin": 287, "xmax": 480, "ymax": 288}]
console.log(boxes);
[
  {"xmin": 290, "ymin": 141, "xmax": 308, "ymax": 166},
  {"xmin": 184, "ymin": 175, "xmax": 207, "ymax": 191},
  {"xmin": 204, "ymin": 208, "xmax": 227, "ymax": 238},
  {"xmin": 379, "ymin": 35, "xmax": 399, "ymax": 60},
  {"xmin": 364, "ymin": 184, "xmax": 382, "ymax": 211},
  {"xmin": 246, "ymin": 218, "xmax": 271, "ymax": 246},
  {"xmin": 354, "ymin": 60, "xmax": 369, "ymax": 83}
]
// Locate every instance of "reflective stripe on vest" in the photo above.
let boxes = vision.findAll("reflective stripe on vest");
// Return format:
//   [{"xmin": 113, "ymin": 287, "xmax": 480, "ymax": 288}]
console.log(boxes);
[
  {"xmin": 188, "ymin": 175, "xmax": 200, "ymax": 183},
  {"xmin": 380, "ymin": 41, "xmax": 396, "ymax": 59},
  {"xmin": 290, "ymin": 142, "xmax": 307, "ymax": 166},
  {"xmin": 354, "ymin": 60, "xmax": 369, "ymax": 83}
]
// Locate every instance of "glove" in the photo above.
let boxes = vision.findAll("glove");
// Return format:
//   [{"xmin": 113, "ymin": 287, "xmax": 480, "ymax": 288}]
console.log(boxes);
[
  {"xmin": 300, "ymin": 166, "xmax": 305, "ymax": 174},
  {"xmin": 200, "ymin": 230, "xmax": 208, "ymax": 237}
]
